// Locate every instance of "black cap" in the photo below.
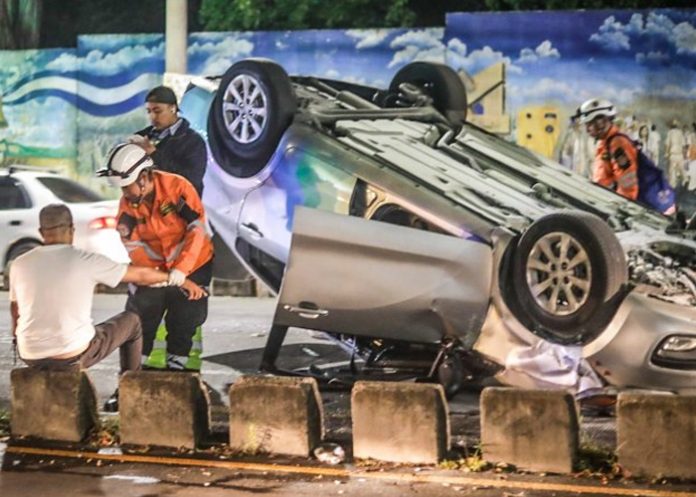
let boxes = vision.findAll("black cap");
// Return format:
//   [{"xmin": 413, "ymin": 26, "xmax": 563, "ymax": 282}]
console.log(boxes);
[{"xmin": 145, "ymin": 85, "xmax": 178, "ymax": 109}]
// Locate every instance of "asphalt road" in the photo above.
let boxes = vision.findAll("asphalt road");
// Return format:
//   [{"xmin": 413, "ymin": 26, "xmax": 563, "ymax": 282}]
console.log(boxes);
[{"xmin": 4, "ymin": 293, "xmax": 686, "ymax": 497}]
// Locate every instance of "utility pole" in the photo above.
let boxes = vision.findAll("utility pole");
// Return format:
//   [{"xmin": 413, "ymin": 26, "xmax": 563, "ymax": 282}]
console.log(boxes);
[{"xmin": 165, "ymin": 0, "xmax": 188, "ymax": 74}]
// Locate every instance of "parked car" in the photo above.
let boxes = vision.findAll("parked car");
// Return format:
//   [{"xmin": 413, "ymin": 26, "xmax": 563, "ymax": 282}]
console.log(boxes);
[
  {"xmin": 0, "ymin": 166, "xmax": 129, "ymax": 289},
  {"xmin": 179, "ymin": 59, "xmax": 696, "ymax": 395}
]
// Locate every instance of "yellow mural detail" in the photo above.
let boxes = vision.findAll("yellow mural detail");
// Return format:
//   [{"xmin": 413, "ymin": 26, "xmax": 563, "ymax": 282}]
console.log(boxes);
[
  {"xmin": 462, "ymin": 62, "xmax": 511, "ymax": 135},
  {"xmin": 515, "ymin": 105, "xmax": 561, "ymax": 159}
]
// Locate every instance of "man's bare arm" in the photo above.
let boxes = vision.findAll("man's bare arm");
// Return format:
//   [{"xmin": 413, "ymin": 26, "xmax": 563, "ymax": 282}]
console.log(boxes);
[
  {"xmin": 121, "ymin": 265, "xmax": 207, "ymax": 300},
  {"xmin": 121, "ymin": 265, "xmax": 169, "ymax": 286}
]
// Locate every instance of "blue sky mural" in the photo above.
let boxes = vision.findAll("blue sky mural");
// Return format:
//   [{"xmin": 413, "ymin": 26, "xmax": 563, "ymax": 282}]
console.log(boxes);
[{"xmin": 446, "ymin": 9, "xmax": 696, "ymax": 117}]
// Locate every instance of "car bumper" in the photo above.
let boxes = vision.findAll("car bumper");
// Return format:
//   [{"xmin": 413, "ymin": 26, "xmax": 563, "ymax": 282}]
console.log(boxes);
[{"xmin": 584, "ymin": 292, "xmax": 696, "ymax": 392}]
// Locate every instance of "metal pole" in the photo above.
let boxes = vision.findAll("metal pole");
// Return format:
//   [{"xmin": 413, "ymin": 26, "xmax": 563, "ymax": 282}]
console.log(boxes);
[{"xmin": 165, "ymin": 0, "xmax": 188, "ymax": 74}]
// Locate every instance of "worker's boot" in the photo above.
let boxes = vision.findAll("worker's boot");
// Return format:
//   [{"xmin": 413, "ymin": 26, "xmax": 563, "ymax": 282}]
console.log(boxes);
[{"xmin": 103, "ymin": 388, "xmax": 119, "ymax": 413}]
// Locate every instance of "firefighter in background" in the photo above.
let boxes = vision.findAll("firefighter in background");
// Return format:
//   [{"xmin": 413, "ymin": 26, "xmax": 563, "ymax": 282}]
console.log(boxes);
[
  {"xmin": 665, "ymin": 120, "xmax": 687, "ymax": 189},
  {"xmin": 576, "ymin": 99, "xmax": 639, "ymax": 201},
  {"xmin": 98, "ymin": 143, "xmax": 214, "ymax": 372}
]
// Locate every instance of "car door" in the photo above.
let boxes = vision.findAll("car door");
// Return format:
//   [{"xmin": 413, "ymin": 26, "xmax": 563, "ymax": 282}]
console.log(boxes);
[
  {"xmin": 274, "ymin": 207, "xmax": 494, "ymax": 345},
  {"xmin": 0, "ymin": 176, "xmax": 36, "ymax": 262}
]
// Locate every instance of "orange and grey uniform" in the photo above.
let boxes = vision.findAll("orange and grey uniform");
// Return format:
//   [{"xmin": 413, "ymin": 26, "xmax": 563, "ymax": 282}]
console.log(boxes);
[
  {"xmin": 118, "ymin": 170, "xmax": 214, "ymax": 362},
  {"xmin": 592, "ymin": 125, "xmax": 639, "ymax": 201}
]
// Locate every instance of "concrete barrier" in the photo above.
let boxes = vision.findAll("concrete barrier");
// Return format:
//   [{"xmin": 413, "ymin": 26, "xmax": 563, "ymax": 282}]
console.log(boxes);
[
  {"xmin": 352, "ymin": 381, "xmax": 449, "ymax": 464},
  {"xmin": 228, "ymin": 375, "xmax": 323, "ymax": 457},
  {"xmin": 480, "ymin": 388, "xmax": 578, "ymax": 473},
  {"xmin": 119, "ymin": 371, "xmax": 210, "ymax": 449},
  {"xmin": 10, "ymin": 367, "xmax": 98, "ymax": 442},
  {"xmin": 617, "ymin": 392, "xmax": 696, "ymax": 479}
]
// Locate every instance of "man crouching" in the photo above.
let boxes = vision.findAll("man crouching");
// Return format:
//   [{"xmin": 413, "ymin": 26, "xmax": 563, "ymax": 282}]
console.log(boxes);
[{"xmin": 9, "ymin": 203, "xmax": 206, "ymax": 377}]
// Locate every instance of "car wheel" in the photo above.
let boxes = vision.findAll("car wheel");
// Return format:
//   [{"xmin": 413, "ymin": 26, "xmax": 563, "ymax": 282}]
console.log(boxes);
[
  {"xmin": 3, "ymin": 241, "xmax": 41, "ymax": 290},
  {"xmin": 207, "ymin": 58, "xmax": 297, "ymax": 178},
  {"xmin": 509, "ymin": 211, "xmax": 627, "ymax": 345},
  {"xmin": 388, "ymin": 62, "xmax": 468, "ymax": 125}
]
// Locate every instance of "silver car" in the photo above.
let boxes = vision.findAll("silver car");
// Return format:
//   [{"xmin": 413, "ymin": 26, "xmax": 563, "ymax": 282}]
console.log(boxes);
[{"xmin": 180, "ymin": 59, "xmax": 696, "ymax": 395}]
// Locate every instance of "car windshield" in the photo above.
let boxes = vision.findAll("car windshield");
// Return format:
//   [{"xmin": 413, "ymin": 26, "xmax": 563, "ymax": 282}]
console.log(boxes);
[{"xmin": 36, "ymin": 176, "xmax": 104, "ymax": 203}]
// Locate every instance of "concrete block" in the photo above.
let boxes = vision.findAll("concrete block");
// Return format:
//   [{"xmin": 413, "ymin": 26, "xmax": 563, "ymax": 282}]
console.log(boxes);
[
  {"xmin": 617, "ymin": 392, "xmax": 696, "ymax": 479},
  {"xmin": 229, "ymin": 376, "xmax": 323, "ymax": 457},
  {"xmin": 10, "ymin": 368, "xmax": 97, "ymax": 442},
  {"xmin": 352, "ymin": 381, "xmax": 449, "ymax": 464},
  {"xmin": 481, "ymin": 388, "xmax": 578, "ymax": 473},
  {"xmin": 119, "ymin": 371, "xmax": 210, "ymax": 449}
]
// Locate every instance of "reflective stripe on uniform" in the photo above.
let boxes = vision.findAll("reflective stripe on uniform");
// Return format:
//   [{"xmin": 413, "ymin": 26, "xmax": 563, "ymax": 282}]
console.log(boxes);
[
  {"xmin": 144, "ymin": 322, "xmax": 202, "ymax": 371},
  {"xmin": 617, "ymin": 170, "xmax": 638, "ymax": 189},
  {"xmin": 124, "ymin": 240, "xmax": 165, "ymax": 261},
  {"xmin": 187, "ymin": 220, "xmax": 205, "ymax": 231},
  {"xmin": 165, "ymin": 241, "xmax": 185, "ymax": 263}
]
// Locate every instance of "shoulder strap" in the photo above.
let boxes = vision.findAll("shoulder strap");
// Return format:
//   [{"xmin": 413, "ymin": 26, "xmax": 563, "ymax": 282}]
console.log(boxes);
[{"xmin": 605, "ymin": 132, "xmax": 636, "ymax": 150}]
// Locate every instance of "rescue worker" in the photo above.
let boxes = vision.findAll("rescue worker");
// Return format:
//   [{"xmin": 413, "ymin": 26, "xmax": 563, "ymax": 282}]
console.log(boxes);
[
  {"xmin": 576, "ymin": 98, "xmax": 640, "ymax": 202},
  {"xmin": 98, "ymin": 143, "xmax": 214, "ymax": 375},
  {"xmin": 128, "ymin": 85, "xmax": 207, "ymax": 196}
]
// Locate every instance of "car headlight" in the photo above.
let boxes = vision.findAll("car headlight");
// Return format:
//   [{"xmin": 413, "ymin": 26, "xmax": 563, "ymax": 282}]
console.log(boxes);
[
  {"xmin": 652, "ymin": 335, "xmax": 696, "ymax": 370},
  {"xmin": 658, "ymin": 336, "xmax": 696, "ymax": 353}
]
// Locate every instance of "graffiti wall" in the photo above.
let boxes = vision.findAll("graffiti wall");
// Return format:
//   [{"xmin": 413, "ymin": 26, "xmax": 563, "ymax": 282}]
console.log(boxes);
[
  {"xmin": 0, "ymin": 49, "xmax": 78, "ymax": 170},
  {"xmin": 0, "ymin": 8, "xmax": 694, "ymax": 188},
  {"xmin": 445, "ymin": 9, "xmax": 696, "ymax": 175}
]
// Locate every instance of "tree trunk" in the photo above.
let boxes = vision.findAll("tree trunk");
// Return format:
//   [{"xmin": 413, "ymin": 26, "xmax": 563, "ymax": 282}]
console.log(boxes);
[{"xmin": 0, "ymin": 0, "xmax": 42, "ymax": 49}]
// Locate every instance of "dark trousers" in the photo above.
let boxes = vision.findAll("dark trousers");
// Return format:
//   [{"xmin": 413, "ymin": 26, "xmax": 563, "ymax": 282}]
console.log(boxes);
[
  {"xmin": 125, "ymin": 261, "xmax": 212, "ymax": 357},
  {"xmin": 23, "ymin": 311, "xmax": 143, "ymax": 373}
]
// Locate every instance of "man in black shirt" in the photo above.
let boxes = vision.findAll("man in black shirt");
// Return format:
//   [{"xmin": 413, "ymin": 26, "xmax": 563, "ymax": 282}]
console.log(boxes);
[{"xmin": 128, "ymin": 85, "xmax": 207, "ymax": 196}]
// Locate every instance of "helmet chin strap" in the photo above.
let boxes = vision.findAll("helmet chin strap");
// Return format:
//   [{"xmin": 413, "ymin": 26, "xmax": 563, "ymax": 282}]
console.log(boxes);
[{"xmin": 128, "ymin": 180, "xmax": 148, "ymax": 206}]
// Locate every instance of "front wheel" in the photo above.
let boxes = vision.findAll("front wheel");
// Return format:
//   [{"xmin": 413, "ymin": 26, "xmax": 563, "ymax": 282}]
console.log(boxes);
[
  {"xmin": 207, "ymin": 58, "xmax": 297, "ymax": 178},
  {"xmin": 506, "ymin": 211, "xmax": 627, "ymax": 345}
]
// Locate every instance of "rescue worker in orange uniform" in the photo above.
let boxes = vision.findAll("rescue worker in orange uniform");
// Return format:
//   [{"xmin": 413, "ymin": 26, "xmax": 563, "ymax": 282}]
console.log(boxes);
[
  {"xmin": 576, "ymin": 98, "xmax": 639, "ymax": 201},
  {"xmin": 98, "ymin": 143, "xmax": 214, "ymax": 372}
]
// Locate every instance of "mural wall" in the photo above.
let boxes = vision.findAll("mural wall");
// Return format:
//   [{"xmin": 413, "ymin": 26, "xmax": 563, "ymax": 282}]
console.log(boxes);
[{"xmin": 0, "ymin": 8, "xmax": 694, "ymax": 189}]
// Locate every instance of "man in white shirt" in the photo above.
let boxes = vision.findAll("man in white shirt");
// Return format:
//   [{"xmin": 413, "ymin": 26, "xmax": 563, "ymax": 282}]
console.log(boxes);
[{"xmin": 9, "ymin": 204, "xmax": 206, "ymax": 375}]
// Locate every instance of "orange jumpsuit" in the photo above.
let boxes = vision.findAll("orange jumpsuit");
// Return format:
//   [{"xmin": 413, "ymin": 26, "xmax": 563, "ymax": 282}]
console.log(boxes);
[
  {"xmin": 117, "ymin": 170, "xmax": 214, "ymax": 365},
  {"xmin": 592, "ymin": 125, "xmax": 639, "ymax": 200},
  {"xmin": 116, "ymin": 170, "xmax": 213, "ymax": 275}
]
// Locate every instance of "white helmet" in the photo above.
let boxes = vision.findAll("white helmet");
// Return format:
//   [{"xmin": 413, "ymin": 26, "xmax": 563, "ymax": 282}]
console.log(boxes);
[
  {"xmin": 576, "ymin": 98, "xmax": 616, "ymax": 124},
  {"xmin": 97, "ymin": 143, "xmax": 154, "ymax": 187}
]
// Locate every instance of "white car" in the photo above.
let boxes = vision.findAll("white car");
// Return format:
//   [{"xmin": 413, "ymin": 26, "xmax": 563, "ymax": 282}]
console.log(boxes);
[{"xmin": 0, "ymin": 166, "xmax": 129, "ymax": 289}]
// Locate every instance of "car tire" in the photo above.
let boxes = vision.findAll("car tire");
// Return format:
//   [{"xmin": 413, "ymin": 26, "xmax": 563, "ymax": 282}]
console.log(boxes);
[
  {"xmin": 207, "ymin": 58, "xmax": 297, "ymax": 178},
  {"xmin": 388, "ymin": 62, "xmax": 468, "ymax": 125},
  {"xmin": 3, "ymin": 240, "xmax": 41, "ymax": 290},
  {"xmin": 508, "ymin": 211, "xmax": 627, "ymax": 345}
]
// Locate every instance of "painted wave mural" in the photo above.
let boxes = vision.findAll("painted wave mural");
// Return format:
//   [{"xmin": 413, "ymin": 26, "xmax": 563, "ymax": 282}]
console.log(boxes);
[{"xmin": 0, "ymin": 9, "xmax": 694, "ymax": 186}]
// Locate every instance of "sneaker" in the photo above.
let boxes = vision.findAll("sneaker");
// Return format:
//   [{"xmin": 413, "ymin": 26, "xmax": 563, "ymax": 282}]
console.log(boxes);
[{"xmin": 103, "ymin": 389, "xmax": 119, "ymax": 413}]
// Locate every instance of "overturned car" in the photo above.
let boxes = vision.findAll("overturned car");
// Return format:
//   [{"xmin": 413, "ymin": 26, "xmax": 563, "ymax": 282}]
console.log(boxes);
[{"xmin": 180, "ymin": 58, "xmax": 696, "ymax": 395}]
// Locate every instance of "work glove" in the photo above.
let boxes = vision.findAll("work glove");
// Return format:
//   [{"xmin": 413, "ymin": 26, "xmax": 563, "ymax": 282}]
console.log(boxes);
[{"xmin": 168, "ymin": 269, "xmax": 186, "ymax": 287}]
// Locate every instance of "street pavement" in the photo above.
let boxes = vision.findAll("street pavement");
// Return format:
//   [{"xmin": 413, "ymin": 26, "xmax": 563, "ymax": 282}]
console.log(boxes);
[{"xmin": 3, "ymin": 293, "xmax": 691, "ymax": 496}]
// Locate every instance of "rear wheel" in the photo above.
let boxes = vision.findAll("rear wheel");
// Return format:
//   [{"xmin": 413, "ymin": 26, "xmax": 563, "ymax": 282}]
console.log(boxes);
[
  {"xmin": 388, "ymin": 62, "xmax": 468, "ymax": 125},
  {"xmin": 507, "ymin": 211, "xmax": 627, "ymax": 345},
  {"xmin": 207, "ymin": 59, "xmax": 297, "ymax": 178},
  {"xmin": 3, "ymin": 241, "xmax": 41, "ymax": 290}
]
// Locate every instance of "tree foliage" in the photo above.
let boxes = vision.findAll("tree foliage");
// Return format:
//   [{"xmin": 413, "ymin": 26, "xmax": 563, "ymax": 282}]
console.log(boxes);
[
  {"xmin": 0, "ymin": 0, "xmax": 42, "ymax": 49},
  {"xmin": 200, "ymin": 0, "xmax": 696, "ymax": 31},
  {"xmin": 200, "ymin": 0, "xmax": 416, "ymax": 31}
]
